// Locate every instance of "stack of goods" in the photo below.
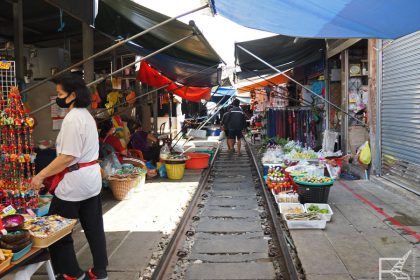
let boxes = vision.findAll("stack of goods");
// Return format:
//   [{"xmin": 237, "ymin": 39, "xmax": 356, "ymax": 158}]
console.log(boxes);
[
  {"xmin": 24, "ymin": 215, "xmax": 76, "ymax": 248},
  {"xmin": 0, "ymin": 214, "xmax": 32, "ymax": 262},
  {"xmin": 260, "ymin": 138, "xmax": 337, "ymax": 227},
  {"xmin": 0, "ymin": 87, "xmax": 37, "ymax": 212}
]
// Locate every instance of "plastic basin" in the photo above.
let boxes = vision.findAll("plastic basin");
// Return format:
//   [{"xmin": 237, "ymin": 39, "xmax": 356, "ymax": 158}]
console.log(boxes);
[
  {"xmin": 206, "ymin": 128, "xmax": 221, "ymax": 136},
  {"xmin": 185, "ymin": 153, "xmax": 210, "ymax": 169}
]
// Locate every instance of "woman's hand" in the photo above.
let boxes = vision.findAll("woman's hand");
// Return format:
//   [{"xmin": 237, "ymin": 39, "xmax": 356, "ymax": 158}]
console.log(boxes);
[{"xmin": 30, "ymin": 174, "xmax": 45, "ymax": 190}]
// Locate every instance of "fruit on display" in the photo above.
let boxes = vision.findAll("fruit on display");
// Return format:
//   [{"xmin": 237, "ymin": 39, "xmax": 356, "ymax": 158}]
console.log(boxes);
[
  {"xmin": 266, "ymin": 167, "xmax": 293, "ymax": 193},
  {"xmin": 307, "ymin": 204, "xmax": 330, "ymax": 214},
  {"xmin": 296, "ymin": 176, "xmax": 333, "ymax": 184}
]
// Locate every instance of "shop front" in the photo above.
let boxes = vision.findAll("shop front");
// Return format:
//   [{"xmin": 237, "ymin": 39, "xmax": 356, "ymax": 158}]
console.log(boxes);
[
  {"xmin": 325, "ymin": 39, "xmax": 370, "ymax": 177},
  {"xmin": 378, "ymin": 31, "xmax": 420, "ymax": 194}
]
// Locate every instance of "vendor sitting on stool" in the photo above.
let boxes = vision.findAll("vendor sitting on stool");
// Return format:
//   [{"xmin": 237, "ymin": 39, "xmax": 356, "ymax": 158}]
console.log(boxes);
[
  {"xmin": 99, "ymin": 120, "xmax": 127, "ymax": 163},
  {"xmin": 129, "ymin": 123, "xmax": 160, "ymax": 163}
]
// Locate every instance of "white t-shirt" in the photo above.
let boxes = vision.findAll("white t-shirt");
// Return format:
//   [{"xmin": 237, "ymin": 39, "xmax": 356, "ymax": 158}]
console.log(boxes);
[{"xmin": 55, "ymin": 108, "xmax": 101, "ymax": 201}]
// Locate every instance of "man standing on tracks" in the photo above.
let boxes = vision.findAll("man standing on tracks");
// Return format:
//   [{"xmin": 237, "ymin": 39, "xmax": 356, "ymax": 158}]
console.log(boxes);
[{"xmin": 223, "ymin": 99, "xmax": 247, "ymax": 155}]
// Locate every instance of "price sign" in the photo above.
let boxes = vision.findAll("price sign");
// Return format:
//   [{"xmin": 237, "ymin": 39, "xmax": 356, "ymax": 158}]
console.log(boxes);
[{"xmin": 2, "ymin": 205, "xmax": 16, "ymax": 216}]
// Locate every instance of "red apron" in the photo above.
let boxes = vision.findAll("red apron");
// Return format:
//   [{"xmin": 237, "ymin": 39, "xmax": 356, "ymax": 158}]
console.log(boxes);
[{"xmin": 48, "ymin": 161, "xmax": 98, "ymax": 194}]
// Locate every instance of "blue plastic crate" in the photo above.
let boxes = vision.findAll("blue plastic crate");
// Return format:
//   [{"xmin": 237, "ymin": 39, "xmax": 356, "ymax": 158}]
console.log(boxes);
[
  {"xmin": 33, "ymin": 195, "xmax": 53, "ymax": 217},
  {"xmin": 12, "ymin": 242, "xmax": 33, "ymax": 262}
]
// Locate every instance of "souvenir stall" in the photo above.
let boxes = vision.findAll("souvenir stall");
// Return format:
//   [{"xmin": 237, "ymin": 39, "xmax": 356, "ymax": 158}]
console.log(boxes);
[{"xmin": 0, "ymin": 83, "xmax": 75, "ymax": 278}]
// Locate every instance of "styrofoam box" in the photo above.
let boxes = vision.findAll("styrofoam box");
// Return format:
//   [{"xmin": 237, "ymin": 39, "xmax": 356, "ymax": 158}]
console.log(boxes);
[
  {"xmin": 284, "ymin": 215, "xmax": 327, "ymax": 229},
  {"xmin": 304, "ymin": 203, "xmax": 334, "ymax": 222},
  {"xmin": 278, "ymin": 203, "xmax": 305, "ymax": 215}
]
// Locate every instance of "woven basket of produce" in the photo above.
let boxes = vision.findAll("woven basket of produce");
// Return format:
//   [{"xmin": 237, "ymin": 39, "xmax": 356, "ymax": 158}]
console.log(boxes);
[{"xmin": 108, "ymin": 175, "xmax": 139, "ymax": 200}]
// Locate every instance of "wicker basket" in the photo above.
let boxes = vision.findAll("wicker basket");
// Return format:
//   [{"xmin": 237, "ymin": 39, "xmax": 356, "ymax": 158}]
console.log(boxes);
[
  {"xmin": 108, "ymin": 175, "xmax": 139, "ymax": 200},
  {"xmin": 32, "ymin": 220, "xmax": 77, "ymax": 248}
]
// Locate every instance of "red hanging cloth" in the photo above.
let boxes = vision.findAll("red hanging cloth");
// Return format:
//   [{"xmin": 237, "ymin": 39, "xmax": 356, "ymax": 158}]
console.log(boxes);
[{"xmin": 137, "ymin": 61, "xmax": 211, "ymax": 102}]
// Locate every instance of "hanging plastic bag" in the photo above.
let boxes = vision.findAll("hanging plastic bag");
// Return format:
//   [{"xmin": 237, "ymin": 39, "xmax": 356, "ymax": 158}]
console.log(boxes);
[{"xmin": 358, "ymin": 141, "xmax": 371, "ymax": 165}]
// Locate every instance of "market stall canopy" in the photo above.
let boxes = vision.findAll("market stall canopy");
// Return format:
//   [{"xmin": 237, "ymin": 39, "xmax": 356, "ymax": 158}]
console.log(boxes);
[
  {"xmin": 211, "ymin": 87, "xmax": 236, "ymax": 103},
  {"xmin": 235, "ymin": 35, "xmax": 325, "ymax": 79},
  {"xmin": 138, "ymin": 61, "xmax": 211, "ymax": 102},
  {"xmin": 210, "ymin": 0, "xmax": 420, "ymax": 39},
  {"xmin": 95, "ymin": 0, "xmax": 222, "ymax": 87},
  {"xmin": 45, "ymin": 0, "xmax": 98, "ymax": 25},
  {"xmin": 236, "ymin": 71, "xmax": 290, "ymax": 94}
]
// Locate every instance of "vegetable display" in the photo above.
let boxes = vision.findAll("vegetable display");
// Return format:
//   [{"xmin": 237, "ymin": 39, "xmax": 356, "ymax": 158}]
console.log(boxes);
[
  {"xmin": 295, "ymin": 176, "xmax": 333, "ymax": 184},
  {"xmin": 307, "ymin": 204, "xmax": 330, "ymax": 214},
  {"xmin": 285, "ymin": 213, "xmax": 321, "ymax": 221}
]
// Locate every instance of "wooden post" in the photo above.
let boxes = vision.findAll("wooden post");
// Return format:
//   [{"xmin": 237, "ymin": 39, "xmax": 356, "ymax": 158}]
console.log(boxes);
[
  {"xmin": 368, "ymin": 39, "xmax": 378, "ymax": 174},
  {"xmin": 13, "ymin": 0, "xmax": 24, "ymax": 80},
  {"xmin": 82, "ymin": 22, "xmax": 94, "ymax": 84}
]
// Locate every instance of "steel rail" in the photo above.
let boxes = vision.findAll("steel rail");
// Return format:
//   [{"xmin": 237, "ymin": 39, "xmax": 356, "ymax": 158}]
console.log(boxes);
[
  {"xmin": 245, "ymin": 139, "xmax": 299, "ymax": 280},
  {"xmin": 151, "ymin": 143, "xmax": 221, "ymax": 280}
]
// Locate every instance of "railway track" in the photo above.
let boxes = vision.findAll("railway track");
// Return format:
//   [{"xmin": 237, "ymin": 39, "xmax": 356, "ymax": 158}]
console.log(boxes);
[{"xmin": 152, "ymin": 140, "xmax": 300, "ymax": 280}]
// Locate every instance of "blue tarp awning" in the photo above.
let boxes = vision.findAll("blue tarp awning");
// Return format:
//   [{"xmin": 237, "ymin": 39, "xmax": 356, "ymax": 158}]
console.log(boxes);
[
  {"xmin": 211, "ymin": 87, "xmax": 236, "ymax": 103},
  {"xmin": 210, "ymin": 0, "xmax": 420, "ymax": 39}
]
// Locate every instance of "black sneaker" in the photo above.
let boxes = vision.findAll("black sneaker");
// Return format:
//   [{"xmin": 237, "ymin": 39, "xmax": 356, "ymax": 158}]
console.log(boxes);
[{"xmin": 84, "ymin": 268, "xmax": 108, "ymax": 280}]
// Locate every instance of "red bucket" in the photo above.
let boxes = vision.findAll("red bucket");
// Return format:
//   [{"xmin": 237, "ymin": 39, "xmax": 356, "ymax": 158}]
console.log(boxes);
[{"xmin": 185, "ymin": 153, "xmax": 210, "ymax": 169}]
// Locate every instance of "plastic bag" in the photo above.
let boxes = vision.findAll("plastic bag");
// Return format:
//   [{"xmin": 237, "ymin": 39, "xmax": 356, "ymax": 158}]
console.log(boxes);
[
  {"xmin": 358, "ymin": 141, "xmax": 371, "ymax": 165},
  {"xmin": 159, "ymin": 164, "xmax": 167, "ymax": 178},
  {"xmin": 160, "ymin": 144, "xmax": 170, "ymax": 160},
  {"xmin": 219, "ymin": 131, "xmax": 226, "ymax": 141},
  {"xmin": 100, "ymin": 152, "xmax": 122, "ymax": 176}
]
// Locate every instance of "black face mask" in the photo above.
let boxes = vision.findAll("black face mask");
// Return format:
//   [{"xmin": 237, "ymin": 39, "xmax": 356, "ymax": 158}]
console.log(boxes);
[{"xmin": 56, "ymin": 95, "xmax": 75, "ymax": 108}]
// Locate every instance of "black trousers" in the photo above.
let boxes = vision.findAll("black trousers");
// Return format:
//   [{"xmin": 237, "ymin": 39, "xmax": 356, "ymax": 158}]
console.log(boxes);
[{"xmin": 48, "ymin": 194, "xmax": 108, "ymax": 276}]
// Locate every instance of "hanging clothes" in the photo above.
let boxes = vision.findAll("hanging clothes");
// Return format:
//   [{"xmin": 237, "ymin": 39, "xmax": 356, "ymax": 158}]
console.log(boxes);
[{"xmin": 266, "ymin": 108, "xmax": 318, "ymax": 148}]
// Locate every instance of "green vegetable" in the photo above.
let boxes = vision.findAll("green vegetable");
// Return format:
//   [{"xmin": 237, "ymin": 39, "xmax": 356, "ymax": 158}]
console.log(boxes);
[{"xmin": 307, "ymin": 205, "xmax": 329, "ymax": 214}]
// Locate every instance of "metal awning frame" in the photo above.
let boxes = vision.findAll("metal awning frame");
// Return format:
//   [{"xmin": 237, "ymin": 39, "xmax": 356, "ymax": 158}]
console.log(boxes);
[{"xmin": 23, "ymin": 4, "xmax": 209, "ymax": 95}]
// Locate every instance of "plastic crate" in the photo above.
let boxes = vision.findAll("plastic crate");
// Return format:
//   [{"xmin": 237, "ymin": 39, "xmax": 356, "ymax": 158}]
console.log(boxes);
[
  {"xmin": 33, "ymin": 195, "xmax": 53, "ymax": 217},
  {"xmin": 304, "ymin": 203, "xmax": 334, "ymax": 222},
  {"xmin": 297, "ymin": 184, "xmax": 332, "ymax": 204},
  {"xmin": 12, "ymin": 242, "xmax": 32, "ymax": 262}
]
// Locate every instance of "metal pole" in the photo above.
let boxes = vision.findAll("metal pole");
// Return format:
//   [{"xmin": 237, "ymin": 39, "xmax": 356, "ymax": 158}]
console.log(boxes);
[
  {"xmin": 87, "ymin": 34, "xmax": 194, "ymax": 87},
  {"xmin": 237, "ymin": 45, "xmax": 366, "ymax": 127},
  {"xmin": 21, "ymin": 4, "xmax": 209, "ymax": 94},
  {"xmin": 30, "ymin": 34, "xmax": 194, "ymax": 115},
  {"xmin": 169, "ymin": 93, "xmax": 173, "ymax": 140}
]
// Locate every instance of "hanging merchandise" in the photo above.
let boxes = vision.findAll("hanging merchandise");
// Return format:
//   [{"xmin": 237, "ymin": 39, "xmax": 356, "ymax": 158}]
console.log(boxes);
[
  {"xmin": 91, "ymin": 89, "xmax": 102, "ymax": 110},
  {"xmin": 0, "ymin": 87, "xmax": 38, "ymax": 211},
  {"xmin": 266, "ymin": 108, "xmax": 318, "ymax": 148},
  {"xmin": 106, "ymin": 91, "xmax": 122, "ymax": 115},
  {"xmin": 111, "ymin": 77, "xmax": 122, "ymax": 90},
  {"xmin": 126, "ymin": 90, "xmax": 136, "ymax": 105}
]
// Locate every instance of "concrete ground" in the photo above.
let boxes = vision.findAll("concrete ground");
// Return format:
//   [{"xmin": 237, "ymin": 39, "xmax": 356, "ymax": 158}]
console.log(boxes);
[
  {"xmin": 290, "ymin": 178, "xmax": 420, "ymax": 280},
  {"xmin": 30, "ymin": 168, "xmax": 203, "ymax": 280}
]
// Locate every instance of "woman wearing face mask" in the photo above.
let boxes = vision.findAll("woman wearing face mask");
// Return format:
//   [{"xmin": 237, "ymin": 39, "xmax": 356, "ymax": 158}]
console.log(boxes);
[
  {"xmin": 99, "ymin": 120, "xmax": 127, "ymax": 163},
  {"xmin": 30, "ymin": 73, "xmax": 108, "ymax": 280}
]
